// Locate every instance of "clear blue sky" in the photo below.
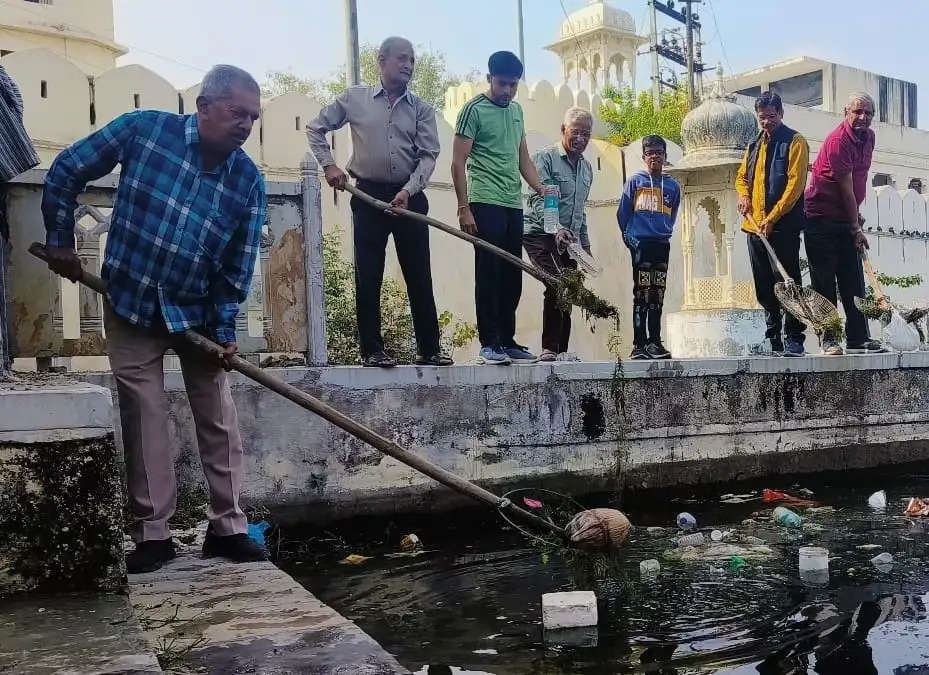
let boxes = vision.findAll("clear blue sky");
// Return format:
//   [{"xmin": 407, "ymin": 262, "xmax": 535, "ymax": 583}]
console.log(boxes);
[{"xmin": 114, "ymin": 0, "xmax": 929, "ymax": 126}]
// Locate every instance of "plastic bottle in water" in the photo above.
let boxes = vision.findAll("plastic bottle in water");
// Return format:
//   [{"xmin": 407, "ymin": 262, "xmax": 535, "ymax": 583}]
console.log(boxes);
[
  {"xmin": 674, "ymin": 532, "xmax": 705, "ymax": 547},
  {"xmin": 676, "ymin": 512, "xmax": 697, "ymax": 530},
  {"xmin": 773, "ymin": 506, "xmax": 802, "ymax": 528},
  {"xmin": 543, "ymin": 184, "xmax": 559, "ymax": 234}
]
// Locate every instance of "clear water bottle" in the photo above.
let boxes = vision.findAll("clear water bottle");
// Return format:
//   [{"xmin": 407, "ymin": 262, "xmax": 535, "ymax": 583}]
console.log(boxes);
[
  {"xmin": 674, "ymin": 532, "xmax": 705, "ymax": 548},
  {"xmin": 543, "ymin": 183, "xmax": 560, "ymax": 234},
  {"xmin": 773, "ymin": 506, "xmax": 802, "ymax": 528}
]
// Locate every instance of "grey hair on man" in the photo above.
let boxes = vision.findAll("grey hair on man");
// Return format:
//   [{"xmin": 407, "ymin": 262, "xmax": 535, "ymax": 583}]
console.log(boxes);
[
  {"xmin": 199, "ymin": 64, "xmax": 260, "ymax": 101},
  {"xmin": 378, "ymin": 36, "xmax": 414, "ymax": 60},
  {"xmin": 846, "ymin": 91, "xmax": 875, "ymax": 111},
  {"xmin": 564, "ymin": 106, "xmax": 593, "ymax": 127}
]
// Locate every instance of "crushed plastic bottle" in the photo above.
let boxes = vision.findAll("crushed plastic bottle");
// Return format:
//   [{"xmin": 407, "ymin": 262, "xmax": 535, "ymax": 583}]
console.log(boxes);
[
  {"xmin": 728, "ymin": 555, "xmax": 747, "ymax": 572},
  {"xmin": 542, "ymin": 184, "xmax": 560, "ymax": 234},
  {"xmin": 674, "ymin": 532, "xmax": 705, "ymax": 548},
  {"xmin": 639, "ymin": 559, "xmax": 660, "ymax": 576},
  {"xmin": 710, "ymin": 529, "xmax": 724, "ymax": 542},
  {"xmin": 773, "ymin": 506, "xmax": 803, "ymax": 528},
  {"xmin": 870, "ymin": 552, "xmax": 893, "ymax": 566},
  {"xmin": 868, "ymin": 490, "xmax": 887, "ymax": 510},
  {"xmin": 676, "ymin": 512, "xmax": 697, "ymax": 530}
]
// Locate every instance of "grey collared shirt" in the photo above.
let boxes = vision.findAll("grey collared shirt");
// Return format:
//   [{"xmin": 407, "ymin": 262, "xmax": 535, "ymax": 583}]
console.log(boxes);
[
  {"xmin": 524, "ymin": 144, "xmax": 593, "ymax": 248},
  {"xmin": 306, "ymin": 84, "xmax": 439, "ymax": 196}
]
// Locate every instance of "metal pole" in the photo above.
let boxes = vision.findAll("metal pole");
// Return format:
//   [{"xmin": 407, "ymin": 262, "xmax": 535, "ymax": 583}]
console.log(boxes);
[
  {"xmin": 344, "ymin": 0, "xmax": 360, "ymax": 86},
  {"xmin": 516, "ymin": 0, "xmax": 526, "ymax": 79},
  {"xmin": 685, "ymin": 0, "xmax": 696, "ymax": 108},
  {"xmin": 695, "ymin": 24, "xmax": 704, "ymax": 99},
  {"xmin": 649, "ymin": 0, "xmax": 660, "ymax": 108}
]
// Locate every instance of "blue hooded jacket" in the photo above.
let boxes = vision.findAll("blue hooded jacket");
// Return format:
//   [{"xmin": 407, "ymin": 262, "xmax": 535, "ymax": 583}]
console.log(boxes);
[{"xmin": 617, "ymin": 170, "xmax": 681, "ymax": 245}]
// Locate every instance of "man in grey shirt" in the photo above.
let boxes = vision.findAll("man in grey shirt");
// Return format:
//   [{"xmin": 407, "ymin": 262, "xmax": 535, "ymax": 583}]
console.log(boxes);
[
  {"xmin": 524, "ymin": 107, "xmax": 594, "ymax": 361},
  {"xmin": 307, "ymin": 36, "xmax": 450, "ymax": 367}
]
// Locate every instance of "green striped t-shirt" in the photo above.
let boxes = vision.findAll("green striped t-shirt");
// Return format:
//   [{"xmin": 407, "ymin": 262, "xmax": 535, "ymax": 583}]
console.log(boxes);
[{"xmin": 454, "ymin": 94, "xmax": 525, "ymax": 209}]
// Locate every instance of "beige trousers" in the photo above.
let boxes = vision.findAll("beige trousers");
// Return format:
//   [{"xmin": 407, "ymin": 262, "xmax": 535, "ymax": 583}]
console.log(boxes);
[{"xmin": 104, "ymin": 306, "xmax": 247, "ymax": 542}]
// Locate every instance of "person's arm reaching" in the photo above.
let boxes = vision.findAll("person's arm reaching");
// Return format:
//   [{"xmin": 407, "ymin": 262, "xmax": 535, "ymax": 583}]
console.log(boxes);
[
  {"xmin": 518, "ymin": 136, "xmax": 545, "ymax": 197},
  {"xmin": 451, "ymin": 135, "xmax": 476, "ymax": 234},
  {"xmin": 840, "ymin": 173, "xmax": 869, "ymax": 250},
  {"xmin": 526, "ymin": 149, "xmax": 552, "ymax": 227},
  {"xmin": 306, "ymin": 91, "xmax": 351, "ymax": 190},
  {"xmin": 764, "ymin": 135, "xmax": 810, "ymax": 235},
  {"xmin": 41, "ymin": 111, "xmax": 139, "ymax": 280},
  {"xmin": 211, "ymin": 178, "xmax": 266, "ymax": 364},
  {"xmin": 395, "ymin": 102, "xmax": 440, "ymax": 209},
  {"xmin": 735, "ymin": 147, "xmax": 752, "ymax": 224}
]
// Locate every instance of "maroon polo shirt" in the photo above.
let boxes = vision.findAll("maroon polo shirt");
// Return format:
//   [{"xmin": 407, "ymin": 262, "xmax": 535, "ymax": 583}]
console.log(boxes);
[{"xmin": 804, "ymin": 120, "xmax": 875, "ymax": 223}]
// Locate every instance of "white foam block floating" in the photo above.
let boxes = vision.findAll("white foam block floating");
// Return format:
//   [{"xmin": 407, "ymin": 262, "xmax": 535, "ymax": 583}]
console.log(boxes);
[{"xmin": 541, "ymin": 591, "xmax": 598, "ymax": 629}]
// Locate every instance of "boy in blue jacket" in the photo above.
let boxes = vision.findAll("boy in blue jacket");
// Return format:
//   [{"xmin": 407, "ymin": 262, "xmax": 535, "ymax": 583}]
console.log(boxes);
[{"xmin": 617, "ymin": 135, "xmax": 681, "ymax": 360}]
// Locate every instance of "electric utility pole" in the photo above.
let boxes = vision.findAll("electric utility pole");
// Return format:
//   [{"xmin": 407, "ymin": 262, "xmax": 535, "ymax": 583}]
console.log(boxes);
[
  {"xmin": 344, "ymin": 0, "xmax": 360, "ymax": 86},
  {"xmin": 684, "ymin": 0, "xmax": 697, "ymax": 108},
  {"xmin": 517, "ymin": 0, "xmax": 526, "ymax": 78},
  {"xmin": 649, "ymin": 1, "xmax": 660, "ymax": 107},
  {"xmin": 650, "ymin": 0, "xmax": 705, "ymax": 108}
]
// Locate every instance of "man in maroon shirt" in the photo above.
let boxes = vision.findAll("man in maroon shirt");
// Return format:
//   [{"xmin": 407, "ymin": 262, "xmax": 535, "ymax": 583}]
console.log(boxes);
[{"xmin": 804, "ymin": 92, "xmax": 887, "ymax": 355}]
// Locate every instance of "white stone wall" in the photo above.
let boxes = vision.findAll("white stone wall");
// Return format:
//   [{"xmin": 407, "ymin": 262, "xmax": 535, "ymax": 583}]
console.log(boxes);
[{"xmin": 8, "ymin": 48, "xmax": 929, "ymax": 360}]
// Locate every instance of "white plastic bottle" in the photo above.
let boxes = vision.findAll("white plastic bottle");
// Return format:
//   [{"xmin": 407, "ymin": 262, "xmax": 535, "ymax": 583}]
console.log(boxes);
[{"xmin": 543, "ymin": 184, "xmax": 559, "ymax": 234}]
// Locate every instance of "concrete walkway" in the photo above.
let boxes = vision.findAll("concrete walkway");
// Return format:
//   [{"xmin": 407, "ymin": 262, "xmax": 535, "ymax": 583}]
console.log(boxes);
[
  {"xmin": 0, "ymin": 592, "xmax": 160, "ymax": 674},
  {"xmin": 129, "ymin": 554, "xmax": 409, "ymax": 674}
]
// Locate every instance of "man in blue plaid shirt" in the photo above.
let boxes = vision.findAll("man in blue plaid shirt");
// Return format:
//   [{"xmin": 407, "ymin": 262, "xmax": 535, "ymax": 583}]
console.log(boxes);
[{"xmin": 42, "ymin": 65, "xmax": 268, "ymax": 573}]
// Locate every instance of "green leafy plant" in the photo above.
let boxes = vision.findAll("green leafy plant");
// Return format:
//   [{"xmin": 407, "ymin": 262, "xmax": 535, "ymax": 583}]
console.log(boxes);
[
  {"xmin": 323, "ymin": 229, "xmax": 477, "ymax": 364},
  {"xmin": 600, "ymin": 87, "xmax": 689, "ymax": 148}
]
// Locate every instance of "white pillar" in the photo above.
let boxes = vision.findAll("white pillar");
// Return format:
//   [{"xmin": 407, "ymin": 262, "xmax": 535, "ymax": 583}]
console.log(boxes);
[{"xmin": 301, "ymin": 153, "xmax": 328, "ymax": 365}]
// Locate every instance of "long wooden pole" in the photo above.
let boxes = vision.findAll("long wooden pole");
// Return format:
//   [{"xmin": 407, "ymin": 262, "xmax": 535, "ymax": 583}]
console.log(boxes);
[
  {"xmin": 342, "ymin": 183, "xmax": 558, "ymax": 287},
  {"xmin": 29, "ymin": 243, "xmax": 565, "ymax": 541}
]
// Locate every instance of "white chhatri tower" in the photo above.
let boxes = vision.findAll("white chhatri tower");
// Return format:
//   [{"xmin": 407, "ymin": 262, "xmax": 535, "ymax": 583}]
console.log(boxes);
[{"xmin": 544, "ymin": 0, "xmax": 647, "ymax": 94}]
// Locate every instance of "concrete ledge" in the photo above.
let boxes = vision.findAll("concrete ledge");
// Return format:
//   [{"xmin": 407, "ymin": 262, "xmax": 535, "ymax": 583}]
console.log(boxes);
[
  {"xmin": 0, "ymin": 380, "xmax": 123, "ymax": 595},
  {"xmin": 129, "ymin": 554, "xmax": 408, "ymax": 674},
  {"xmin": 0, "ymin": 382, "xmax": 113, "ymax": 433},
  {"xmin": 73, "ymin": 353, "xmax": 929, "ymax": 524}
]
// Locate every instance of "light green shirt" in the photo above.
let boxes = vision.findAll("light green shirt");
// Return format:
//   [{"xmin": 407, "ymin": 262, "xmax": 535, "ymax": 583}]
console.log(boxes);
[
  {"xmin": 454, "ymin": 94, "xmax": 525, "ymax": 209},
  {"xmin": 524, "ymin": 144, "xmax": 593, "ymax": 248}
]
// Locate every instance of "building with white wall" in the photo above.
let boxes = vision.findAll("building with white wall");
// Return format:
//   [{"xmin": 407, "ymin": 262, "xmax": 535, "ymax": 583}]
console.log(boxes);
[
  {"xmin": 6, "ymin": 0, "xmax": 929, "ymax": 360},
  {"xmin": 0, "ymin": 0, "xmax": 126, "ymax": 75},
  {"xmin": 726, "ymin": 56, "xmax": 918, "ymax": 129}
]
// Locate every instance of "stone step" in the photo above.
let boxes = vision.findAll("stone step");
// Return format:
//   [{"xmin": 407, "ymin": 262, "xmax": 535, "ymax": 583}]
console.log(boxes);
[
  {"xmin": 128, "ymin": 553, "xmax": 409, "ymax": 674},
  {"xmin": 0, "ymin": 592, "xmax": 162, "ymax": 674}
]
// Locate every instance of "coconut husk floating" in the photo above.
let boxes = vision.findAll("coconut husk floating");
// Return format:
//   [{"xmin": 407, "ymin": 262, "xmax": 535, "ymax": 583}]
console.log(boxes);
[{"xmin": 564, "ymin": 508, "xmax": 632, "ymax": 551}]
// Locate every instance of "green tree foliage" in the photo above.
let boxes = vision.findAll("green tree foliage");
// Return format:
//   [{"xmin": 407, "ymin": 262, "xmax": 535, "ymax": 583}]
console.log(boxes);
[
  {"xmin": 322, "ymin": 229, "xmax": 476, "ymax": 364},
  {"xmin": 263, "ymin": 44, "xmax": 479, "ymax": 110},
  {"xmin": 600, "ymin": 87, "xmax": 689, "ymax": 148}
]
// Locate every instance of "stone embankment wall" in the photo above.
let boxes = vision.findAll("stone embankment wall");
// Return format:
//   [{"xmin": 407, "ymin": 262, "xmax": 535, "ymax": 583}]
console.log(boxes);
[{"xmin": 77, "ymin": 353, "xmax": 929, "ymax": 525}]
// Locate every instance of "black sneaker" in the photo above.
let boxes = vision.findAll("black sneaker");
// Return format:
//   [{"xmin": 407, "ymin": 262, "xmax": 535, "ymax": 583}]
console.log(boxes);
[
  {"xmin": 415, "ymin": 352, "xmax": 454, "ymax": 366},
  {"xmin": 363, "ymin": 351, "xmax": 397, "ymax": 367},
  {"xmin": 202, "ymin": 525, "xmax": 269, "ymax": 562},
  {"xmin": 783, "ymin": 338, "xmax": 805, "ymax": 357},
  {"xmin": 629, "ymin": 346, "xmax": 651, "ymax": 360},
  {"xmin": 847, "ymin": 339, "xmax": 889, "ymax": 354},
  {"xmin": 126, "ymin": 538, "xmax": 175, "ymax": 574},
  {"xmin": 770, "ymin": 338, "xmax": 785, "ymax": 356},
  {"xmin": 645, "ymin": 342, "xmax": 672, "ymax": 359}
]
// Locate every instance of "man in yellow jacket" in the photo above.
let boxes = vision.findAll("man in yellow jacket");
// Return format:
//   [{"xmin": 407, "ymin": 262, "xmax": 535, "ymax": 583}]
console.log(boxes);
[{"xmin": 736, "ymin": 91, "xmax": 809, "ymax": 357}]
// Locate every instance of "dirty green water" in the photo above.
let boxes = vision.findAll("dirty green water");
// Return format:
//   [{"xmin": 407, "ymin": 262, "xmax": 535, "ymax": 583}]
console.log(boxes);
[{"xmin": 283, "ymin": 466, "xmax": 929, "ymax": 674}]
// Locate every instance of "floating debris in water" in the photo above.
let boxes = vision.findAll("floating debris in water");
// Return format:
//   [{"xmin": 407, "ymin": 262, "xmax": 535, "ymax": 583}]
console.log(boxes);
[
  {"xmin": 340, "ymin": 554, "xmax": 372, "ymax": 565},
  {"xmin": 473, "ymin": 649, "xmax": 498, "ymax": 655},
  {"xmin": 857, "ymin": 544, "xmax": 883, "ymax": 551}
]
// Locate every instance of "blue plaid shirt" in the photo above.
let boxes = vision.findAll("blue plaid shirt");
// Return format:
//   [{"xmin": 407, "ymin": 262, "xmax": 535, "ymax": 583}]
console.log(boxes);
[{"xmin": 43, "ymin": 111, "xmax": 265, "ymax": 344}]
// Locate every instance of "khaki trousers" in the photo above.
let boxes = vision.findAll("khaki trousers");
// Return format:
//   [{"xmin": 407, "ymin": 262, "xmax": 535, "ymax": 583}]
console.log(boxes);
[{"xmin": 104, "ymin": 306, "xmax": 247, "ymax": 542}]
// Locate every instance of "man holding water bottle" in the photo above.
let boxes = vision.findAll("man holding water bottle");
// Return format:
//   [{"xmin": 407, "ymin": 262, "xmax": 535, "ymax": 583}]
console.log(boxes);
[{"xmin": 523, "ymin": 107, "xmax": 594, "ymax": 362}]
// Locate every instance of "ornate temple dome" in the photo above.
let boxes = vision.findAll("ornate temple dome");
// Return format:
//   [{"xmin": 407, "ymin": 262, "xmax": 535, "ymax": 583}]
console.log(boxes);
[
  {"xmin": 558, "ymin": 0, "xmax": 637, "ymax": 39},
  {"xmin": 675, "ymin": 67, "xmax": 758, "ymax": 170}
]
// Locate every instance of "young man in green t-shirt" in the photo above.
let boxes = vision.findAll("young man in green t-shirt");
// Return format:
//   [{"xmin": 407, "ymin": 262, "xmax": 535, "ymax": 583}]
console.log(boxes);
[{"xmin": 451, "ymin": 51, "xmax": 545, "ymax": 365}]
